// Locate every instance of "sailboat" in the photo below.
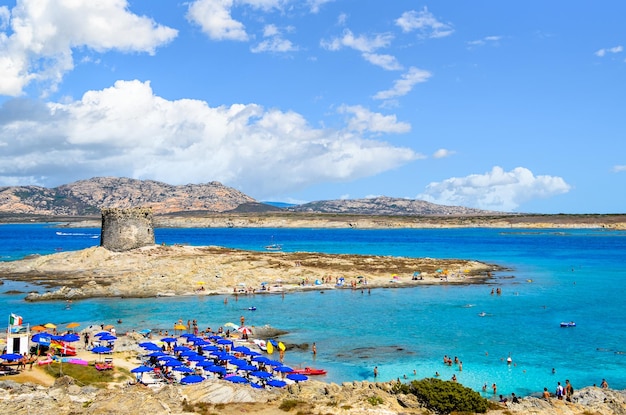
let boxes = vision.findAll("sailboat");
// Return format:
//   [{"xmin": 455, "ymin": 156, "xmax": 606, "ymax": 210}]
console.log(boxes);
[{"xmin": 265, "ymin": 236, "xmax": 282, "ymax": 251}]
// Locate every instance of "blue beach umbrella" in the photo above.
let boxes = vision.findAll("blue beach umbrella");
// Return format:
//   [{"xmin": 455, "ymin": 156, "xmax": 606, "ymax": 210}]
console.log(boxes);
[
  {"xmin": 61, "ymin": 333, "xmax": 80, "ymax": 342},
  {"xmin": 180, "ymin": 350, "xmax": 198, "ymax": 358},
  {"xmin": 207, "ymin": 366, "xmax": 226, "ymax": 374},
  {"xmin": 91, "ymin": 346, "xmax": 111, "ymax": 354},
  {"xmin": 130, "ymin": 366, "xmax": 154, "ymax": 373},
  {"xmin": 162, "ymin": 359, "xmax": 183, "ymax": 367},
  {"xmin": 217, "ymin": 339, "xmax": 233, "ymax": 345},
  {"xmin": 180, "ymin": 375, "xmax": 204, "ymax": 384},
  {"xmin": 195, "ymin": 360, "xmax": 214, "ymax": 368},
  {"xmin": 237, "ymin": 364, "xmax": 256, "ymax": 372},
  {"xmin": 250, "ymin": 382, "xmax": 264, "ymax": 389},
  {"xmin": 174, "ymin": 366, "xmax": 194, "ymax": 373},
  {"xmin": 173, "ymin": 346, "xmax": 188, "ymax": 352},
  {"xmin": 32, "ymin": 333, "xmax": 52, "ymax": 345},
  {"xmin": 99, "ymin": 334, "xmax": 117, "ymax": 341},
  {"xmin": 179, "ymin": 333, "xmax": 196, "ymax": 339},
  {"xmin": 0, "ymin": 353, "xmax": 22, "ymax": 361},
  {"xmin": 161, "ymin": 337, "xmax": 177, "ymax": 343},
  {"xmin": 147, "ymin": 351, "xmax": 166, "ymax": 357},
  {"xmin": 232, "ymin": 346, "xmax": 251, "ymax": 353},
  {"xmin": 139, "ymin": 342, "xmax": 161, "ymax": 351},
  {"xmin": 266, "ymin": 379, "xmax": 287, "ymax": 388},
  {"xmin": 286, "ymin": 373, "xmax": 308, "ymax": 382},
  {"xmin": 225, "ymin": 375, "xmax": 248, "ymax": 384},
  {"xmin": 267, "ymin": 360, "xmax": 283, "ymax": 367},
  {"xmin": 187, "ymin": 354, "xmax": 205, "ymax": 362},
  {"xmin": 252, "ymin": 356, "xmax": 271, "ymax": 364},
  {"xmin": 274, "ymin": 366, "xmax": 294, "ymax": 373},
  {"xmin": 250, "ymin": 370, "xmax": 272, "ymax": 379},
  {"xmin": 202, "ymin": 345, "xmax": 219, "ymax": 352},
  {"xmin": 94, "ymin": 331, "xmax": 110, "ymax": 337}
]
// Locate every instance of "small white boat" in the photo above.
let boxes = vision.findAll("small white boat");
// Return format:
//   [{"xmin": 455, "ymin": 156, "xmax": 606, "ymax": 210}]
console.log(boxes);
[
  {"xmin": 560, "ymin": 321, "xmax": 576, "ymax": 327},
  {"xmin": 265, "ymin": 236, "xmax": 282, "ymax": 251}
]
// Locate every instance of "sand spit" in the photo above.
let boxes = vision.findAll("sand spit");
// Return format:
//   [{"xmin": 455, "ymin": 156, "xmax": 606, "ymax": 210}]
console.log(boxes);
[{"xmin": 0, "ymin": 245, "xmax": 499, "ymax": 301}]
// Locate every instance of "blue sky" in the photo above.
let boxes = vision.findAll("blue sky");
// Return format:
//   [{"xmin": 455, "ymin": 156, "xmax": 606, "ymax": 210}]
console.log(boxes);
[{"xmin": 0, "ymin": 1, "xmax": 624, "ymax": 213}]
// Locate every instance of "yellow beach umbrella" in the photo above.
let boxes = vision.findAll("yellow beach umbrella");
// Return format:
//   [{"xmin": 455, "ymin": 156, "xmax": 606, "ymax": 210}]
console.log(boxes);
[
  {"xmin": 66, "ymin": 322, "xmax": 80, "ymax": 329},
  {"xmin": 44, "ymin": 323, "xmax": 56, "ymax": 329},
  {"xmin": 103, "ymin": 324, "xmax": 115, "ymax": 330},
  {"xmin": 174, "ymin": 324, "xmax": 186, "ymax": 330}
]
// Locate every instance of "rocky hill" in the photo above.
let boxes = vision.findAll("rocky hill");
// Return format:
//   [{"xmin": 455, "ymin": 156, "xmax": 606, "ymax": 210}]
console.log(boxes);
[
  {"xmin": 290, "ymin": 196, "xmax": 499, "ymax": 216},
  {"xmin": 0, "ymin": 177, "xmax": 257, "ymax": 215}
]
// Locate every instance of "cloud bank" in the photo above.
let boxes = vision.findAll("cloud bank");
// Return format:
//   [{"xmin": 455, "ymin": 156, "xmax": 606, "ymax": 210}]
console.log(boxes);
[
  {"xmin": 0, "ymin": 80, "xmax": 418, "ymax": 198},
  {"xmin": 417, "ymin": 166, "xmax": 571, "ymax": 212}
]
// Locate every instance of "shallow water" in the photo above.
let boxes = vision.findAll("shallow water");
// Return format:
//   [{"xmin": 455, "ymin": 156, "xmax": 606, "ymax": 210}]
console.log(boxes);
[{"xmin": 1, "ymin": 224, "xmax": 625, "ymax": 396}]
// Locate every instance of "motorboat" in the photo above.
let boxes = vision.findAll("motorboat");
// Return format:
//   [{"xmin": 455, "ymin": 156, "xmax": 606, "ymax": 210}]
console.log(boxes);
[{"xmin": 560, "ymin": 321, "xmax": 576, "ymax": 327}]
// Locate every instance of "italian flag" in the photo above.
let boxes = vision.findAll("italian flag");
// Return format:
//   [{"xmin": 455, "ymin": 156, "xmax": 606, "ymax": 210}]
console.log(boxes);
[{"xmin": 9, "ymin": 313, "xmax": 23, "ymax": 326}]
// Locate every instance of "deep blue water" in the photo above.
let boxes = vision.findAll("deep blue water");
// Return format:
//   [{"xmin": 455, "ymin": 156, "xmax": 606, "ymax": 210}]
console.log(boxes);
[{"xmin": 1, "ymin": 223, "xmax": 625, "ymax": 397}]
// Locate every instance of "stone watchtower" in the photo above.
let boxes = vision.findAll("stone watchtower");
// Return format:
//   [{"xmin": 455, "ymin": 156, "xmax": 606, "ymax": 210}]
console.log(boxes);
[{"xmin": 100, "ymin": 207, "xmax": 155, "ymax": 252}]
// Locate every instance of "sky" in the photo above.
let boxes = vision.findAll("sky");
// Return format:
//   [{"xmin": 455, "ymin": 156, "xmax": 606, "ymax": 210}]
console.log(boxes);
[{"xmin": 0, "ymin": 1, "xmax": 624, "ymax": 214}]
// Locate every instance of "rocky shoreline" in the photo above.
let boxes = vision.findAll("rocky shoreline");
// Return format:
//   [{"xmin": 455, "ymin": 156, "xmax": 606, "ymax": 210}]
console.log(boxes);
[
  {"xmin": 0, "ymin": 244, "xmax": 498, "ymax": 301},
  {"xmin": 1, "ymin": 376, "xmax": 625, "ymax": 415}
]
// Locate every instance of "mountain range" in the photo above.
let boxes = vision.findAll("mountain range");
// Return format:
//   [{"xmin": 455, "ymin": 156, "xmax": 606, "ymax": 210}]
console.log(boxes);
[{"xmin": 0, "ymin": 177, "xmax": 497, "ymax": 217}]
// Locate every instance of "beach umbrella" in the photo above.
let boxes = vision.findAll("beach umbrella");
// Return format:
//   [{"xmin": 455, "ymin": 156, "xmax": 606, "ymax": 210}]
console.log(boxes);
[
  {"xmin": 61, "ymin": 333, "xmax": 80, "ymax": 343},
  {"xmin": 286, "ymin": 373, "xmax": 308, "ymax": 382},
  {"xmin": 32, "ymin": 333, "xmax": 52, "ymax": 345},
  {"xmin": 250, "ymin": 370, "xmax": 272, "ymax": 379},
  {"xmin": 147, "ymin": 351, "xmax": 166, "ymax": 357},
  {"xmin": 217, "ymin": 339, "xmax": 232, "ymax": 345},
  {"xmin": 44, "ymin": 323, "xmax": 56, "ymax": 329},
  {"xmin": 252, "ymin": 356, "xmax": 271, "ymax": 364},
  {"xmin": 180, "ymin": 375, "xmax": 204, "ymax": 384},
  {"xmin": 162, "ymin": 359, "xmax": 182, "ymax": 367},
  {"xmin": 250, "ymin": 382, "xmax": 264, "ymax": 389},
  {"xmin": 201, "ymin": 345, "xmax": 219, "ymax": 352},
  {"xmin": 66, "ymin": 322, "xmax": 80, "ymax": 329},
  {"xmin": 232, "ymin": 346, "xmax": 251, "ymax": 353},
  {"xmin": 161, "ymin": 337, "xmax": 177, "ymax": 343},
  {"xmin": 99, "ymin": 334, "xmax": 117, "ymax": 341},
  {"xmin": 1, "ymin": 353, "xmax": 23, "ymax": 361},
  {"xmin": 179, "ymin": 333, "xmax": 196, "ymax": 339},
  {"xmin": 266, "ymin": 379, "xmax": 287, "ymax": 388},
  {"xmin": 267, "ymin": 360, "xmax": 283, "ymax": 367},
  {"xmin": 139, "ymin": 342, "xmax": 161, "ymax": 351},
  {"xmin": 274, "ymin": 366, "xmax": 294, "ymax": 373},
  {"xmin": 246, "ymin": 350, "xmax": 261, "ymax": 357},
  {"xmin": 103, "ymin": 324, "xmax": 115, "ymax": 330},
  {"xmin": 195, "ymin": 360, "xmax": 214, "ymax": 368},
  {"xmin": 224, "ymin": 322, "xmax": 239, "ymax": 330},
  {"xmin": 238, "ymin": 326, "xmax": 252, "ymax": 335},
  {"xmin": 192, "ymin": 339, "xmax": 209, "ymax": 347},
  {"xmin": 207, "ymin": 366, "xmax": 226, "ymax": 374},
  {"xmin": 174, "ymin": 324, "xmax": 186, "ymax": 331},
  {"xmin": 174, "ymin": 366, "xmax": 194, "ymax": 373},
  {"xmin": 225, "ymin": 375, "xmax": 248, "ymax": 384},
  {"xmin": 130, "ymin": 366, "xmax": 154, "ymax": 373},
  {"xmin": 187, "ymin": 354, "xmax": 205, "ymax": 362},
  {"xmin": 94, "ymin": 331, "xmax": 110, "ymax": 337},
  {"xmin": 180, "ymin": 350, "xmax": 198, "ymax": 358},
  {"xmin": 173, "ymin": 346, "xmax": 189, "ymax": 352},
  {"xmin": 237, "ymin": 364, "xmax": 256, "ymax": 372},
  {"xmin": 91, "ymin": 346, "xmax": 112, "ymax": 354},
  {"xmin": 31, "ymin": 325, "xmax": 46, "ymax": 332}
]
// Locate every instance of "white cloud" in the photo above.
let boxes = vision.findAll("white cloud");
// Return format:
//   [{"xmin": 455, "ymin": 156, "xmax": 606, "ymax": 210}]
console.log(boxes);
[
  {"xmin": 307, "ymin": 0, "xmax": 334, "ymax": 14},
  {"xmin": 612, "ymin": 165, "xmax": 626, "ymax": 172},
  {"xmin": 0, "ymin": 0, "xmax": 177, "ymax": 97},
  {"xmin": 433, "ymin": 148, "xmax": 454, "ymax": 159},
  {"xmin": 187, "ymin": 0, "xmax": 248, "ymax": 41},
  {"xmin": 321, "ymin": 29, "xmax": 400, "ymax": 70},
  {"xmin": 251, "ymin": 24, "xmax": 298, "ymax": 53},
  {"xmin": 467, "ymin": 35, "xmax": 501, "ymax": 48},
  {"xmin": 395, "ymin": 7, "xmax": 454, "ymax": 39},
  {"xmin": 321, "ymin": 29, "xmax": 393, "ymax": 53},
  {"xmin": 362, "ymin": 53, "xmax": 403, "ymax": 71},
  {"xmin": 373, "ymin": 67, "xmax": 432, "ymax": 100},
  {"xmin": 338, "ymin": 105, "xmax": 411, "ymax": 133},
  {"xmin": 417, "ymin": 166, "xmax": 571, "ymax": 212},
  {"xmin": 595, "ymin": 45, "xmax": 623, "ymax": 57},
  {"xmin": 0, "ymin": 80, "xmax": 420, "ymax": 198}
]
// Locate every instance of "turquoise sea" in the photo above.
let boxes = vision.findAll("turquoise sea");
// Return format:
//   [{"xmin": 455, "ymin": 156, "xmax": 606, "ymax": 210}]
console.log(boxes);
[{"xmin": 1, "ymin": 224, "xmax": 625, "ymax": 397}]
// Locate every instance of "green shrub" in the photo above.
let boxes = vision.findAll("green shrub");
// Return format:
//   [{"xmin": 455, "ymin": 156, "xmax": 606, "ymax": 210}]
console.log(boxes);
[
  {"xmin": 394, "ymin": 378, "xmax": 490, "ymax": 415},
  {"xmin": 279, "ymin": 399, "xmax": 305, "ymax": 411},
  {"xmin": 367, "ymin": 395, "xmax": 384, "ymax": 406}
]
